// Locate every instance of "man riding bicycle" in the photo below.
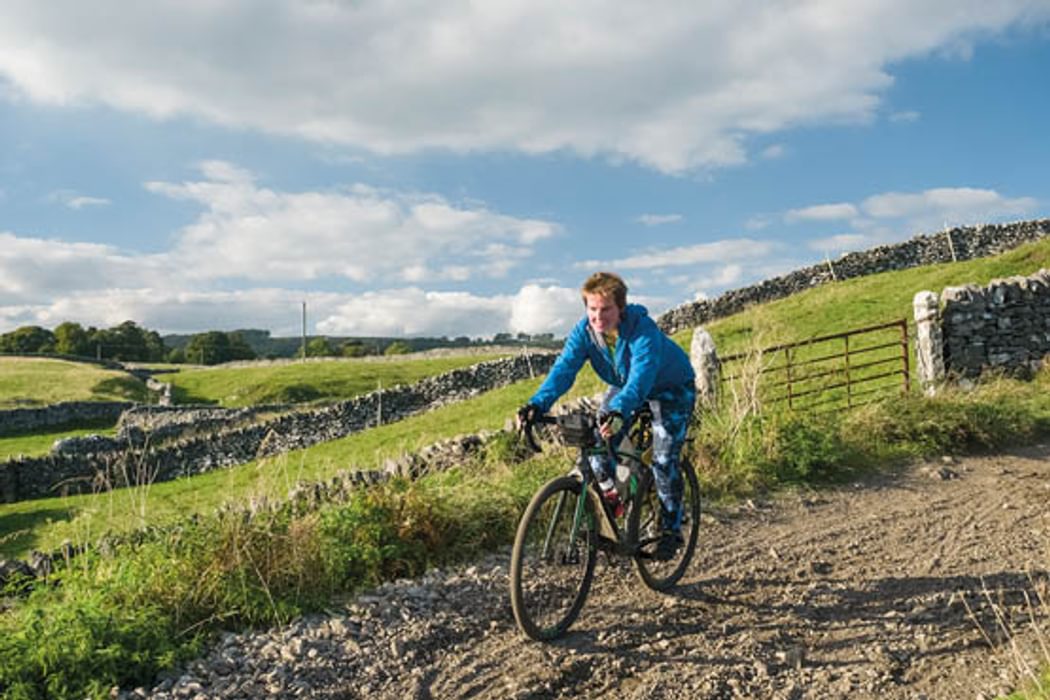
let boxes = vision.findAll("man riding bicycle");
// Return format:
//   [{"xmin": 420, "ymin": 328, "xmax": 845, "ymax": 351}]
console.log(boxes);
[{"xmin": 517, "ymin": 271, "xmax": 696, "ymax": 560}]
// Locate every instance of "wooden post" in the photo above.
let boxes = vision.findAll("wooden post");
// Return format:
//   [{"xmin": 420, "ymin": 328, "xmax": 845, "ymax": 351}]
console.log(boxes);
[{"xmin": 784, "ymin": 347, "xmax": 794, "ymax": 409}]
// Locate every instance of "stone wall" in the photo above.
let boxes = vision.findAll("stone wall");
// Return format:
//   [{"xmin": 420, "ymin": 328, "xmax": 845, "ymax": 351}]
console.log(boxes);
[
  {"xmin": 0, "ymin": 352, "xmax": 555, "ymax": 503},
  {"xmin": 0, "ymin": 401, "xmax": 133, "ymax": 437},
  {"xmin": 940, "ymin": 269, "xmax": 1050, "ymax": 378},
  {"xmin": 658, "ymin": 218, "xmax": 1050, "ymax": 335}
]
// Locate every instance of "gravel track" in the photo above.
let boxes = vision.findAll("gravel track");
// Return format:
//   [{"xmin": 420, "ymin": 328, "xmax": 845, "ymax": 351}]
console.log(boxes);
[{"xmin": 131, "ymin": 444, "xmax": 1050, "ymax": 700}]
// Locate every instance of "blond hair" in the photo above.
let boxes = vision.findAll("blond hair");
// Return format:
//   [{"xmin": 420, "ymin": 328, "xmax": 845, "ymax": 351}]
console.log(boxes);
[{"xmin": 581, "ymin": 271, "xmax": 627, "ymax": 310}]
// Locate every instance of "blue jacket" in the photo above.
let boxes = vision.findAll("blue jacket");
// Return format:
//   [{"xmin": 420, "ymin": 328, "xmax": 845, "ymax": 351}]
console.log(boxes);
[{"xmin": 529, "ymin": 303, "xmax": 696, "ymax": 418}]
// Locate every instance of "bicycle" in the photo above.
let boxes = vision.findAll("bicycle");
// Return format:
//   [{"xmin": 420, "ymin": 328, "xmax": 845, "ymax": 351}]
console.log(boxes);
[{"xmin": 509, "ymin": 408, "xmax": 701, "ymax": 641}]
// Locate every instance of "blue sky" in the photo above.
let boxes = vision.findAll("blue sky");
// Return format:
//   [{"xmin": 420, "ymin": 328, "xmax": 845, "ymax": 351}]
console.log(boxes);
[{"xmin": 1, "ymin": 1, "xmax": 1049, "ymax": 338}]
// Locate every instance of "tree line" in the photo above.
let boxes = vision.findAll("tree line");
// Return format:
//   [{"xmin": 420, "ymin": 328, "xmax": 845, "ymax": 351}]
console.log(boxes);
[
  {"xmin": 0, "ymin": 322, "xmax": 544, "ymax": 365},
  {"xmin": 0, "ymin": 321, "xmax": 261, "ymax": 365}
]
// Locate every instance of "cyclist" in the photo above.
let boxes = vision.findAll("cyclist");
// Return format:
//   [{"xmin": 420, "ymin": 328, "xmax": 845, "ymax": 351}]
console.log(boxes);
[{"xmin": 517, "ymin": 271, "xmax": 696, "ymax": 560}]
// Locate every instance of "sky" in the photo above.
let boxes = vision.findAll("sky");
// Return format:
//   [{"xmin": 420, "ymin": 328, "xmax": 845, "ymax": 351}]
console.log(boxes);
[{"xmin": 1, "ymin": 1, "xmax": 1049, "ymax": 339}]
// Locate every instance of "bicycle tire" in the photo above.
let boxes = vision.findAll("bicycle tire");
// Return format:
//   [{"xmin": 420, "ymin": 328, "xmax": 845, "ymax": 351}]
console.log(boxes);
[
  {"xmin": 509, "ymin": 475, "xmax": 597, "ymax": 640},
  {"xmin": 627, "ymin": 459, "xmax": 700, "ymax": 591}
]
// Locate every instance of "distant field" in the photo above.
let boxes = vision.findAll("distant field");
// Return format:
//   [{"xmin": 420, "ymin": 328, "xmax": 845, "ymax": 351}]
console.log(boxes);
[
  {"xmin": 0, "ymin": 357, "xmax": 149, "ymax": 408},
  {"xmin": 162, "ymin": 353, "xmax": 509, "ymax": 406}
]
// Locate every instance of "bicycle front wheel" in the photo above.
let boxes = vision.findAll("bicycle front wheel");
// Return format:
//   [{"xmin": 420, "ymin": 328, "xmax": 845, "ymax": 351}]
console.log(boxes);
[
  {"xmin": 628, "ymin": 459, "xmax": 700, "ymax": 591},
  {"xmin": 509, "ymin": 476, "xmax": 597, "ymax": 641}
]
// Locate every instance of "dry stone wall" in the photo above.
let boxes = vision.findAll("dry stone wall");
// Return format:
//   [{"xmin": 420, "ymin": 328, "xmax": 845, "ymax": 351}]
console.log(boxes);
[
  {"xmin": 940, "ymin": 269, "xmax": 1050, "ymax": 378},
  {"xmin": 0, "ymin": 401, "xmax": 132, "ymax": 437},
  {"xmin": 658, "ymin": 219, "xmax": 1050, "ymax": 335},
  {"xmin": 0, "ymin": 352, "xmax": 555, "ymax": 503}
]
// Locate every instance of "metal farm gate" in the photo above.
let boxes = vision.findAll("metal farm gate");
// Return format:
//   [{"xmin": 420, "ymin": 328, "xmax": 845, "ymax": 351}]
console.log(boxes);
[{"xmin": 718, "ymin": 319, "xmax": 911, "ymax": 412}]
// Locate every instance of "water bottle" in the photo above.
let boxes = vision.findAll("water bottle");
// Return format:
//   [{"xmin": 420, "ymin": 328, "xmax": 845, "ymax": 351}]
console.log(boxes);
[{"xmin": 599, "ymin": 477, "xmax": 624, "ymax": 518}]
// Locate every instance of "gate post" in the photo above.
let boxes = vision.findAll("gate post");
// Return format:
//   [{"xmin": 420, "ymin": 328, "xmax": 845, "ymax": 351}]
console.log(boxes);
[
  {"xmin": 913, "ymin": 291, "xmax": 945, "ymax": 396},
  {"xmin": 690, "ymin": 327, "xmax": 720, "ymax": 409}
]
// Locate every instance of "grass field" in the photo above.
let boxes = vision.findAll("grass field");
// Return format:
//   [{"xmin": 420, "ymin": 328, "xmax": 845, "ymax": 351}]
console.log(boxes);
[
  {"xmin": 0, "ymin": 421, "xmax": 117, "ymax": 461},
  {"xmin": 0, "ymin": 358, "xmax": 149, "ymax": 408},
  {"xmin": 160, "ymin": 353, "xmax": 508, "ymax": 406}
]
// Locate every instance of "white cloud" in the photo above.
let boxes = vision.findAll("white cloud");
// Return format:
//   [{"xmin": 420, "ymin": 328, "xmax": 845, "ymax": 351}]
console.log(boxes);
[
  {"xmin": 148, "ymin": 161, "xmax": 558, "ymax": 284},
  {"xmin": 317, "ymin": 284, "xmax": 582, "ymax": 337},
  {"xmin": 316, "ymin": 288, "xmax": 509, "ymax": 337},
  {"xmin": 0, "ymin": 232, "xmax": 163, "ymax": 302},
  {"xmin": 798, "ymin": 186, "xmax": 1040, "ymax": 252},
  {"xmin": 47, "ymin": 190, "xmax": 111, "ymax": 209},
  {"xmin": 861, "ymin": 187, "xmax": 1037, "ymax": 224},
  {"xmin": 509, "ymin": 284, "xmax": 580, "ymax": 335},
  {"xmin": 577, "ymin": 238, "xmax": 776, "ymax": 271},
  {"xmin": 0, "ymin": 163, "xmax": 568, "ymax": 337},
  {"xmin": 0, "ymin": 2, "xmax": 1044, "ymax": 173},
  {"xmin": 807, "ymin": 233, "xmax": 873, "ymax": 252},
  {"xmin": 785, "ymin": 203, "xmax": 859, "ymax": 222},
  {"xmin": 636, "ymin": 213, "xmax": 683, "ymax": 227}
]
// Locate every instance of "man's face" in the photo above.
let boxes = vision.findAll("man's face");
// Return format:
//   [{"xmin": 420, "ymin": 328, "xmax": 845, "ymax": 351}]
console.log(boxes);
[{"xmin": 585, "ymin": 293, "xmax": 621, "ymax": 334}]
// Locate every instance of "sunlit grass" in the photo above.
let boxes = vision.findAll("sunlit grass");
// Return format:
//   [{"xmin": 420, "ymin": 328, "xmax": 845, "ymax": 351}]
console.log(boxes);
[
  {"xmin": 0, "ymin": 358, "xmax": 148, "ymax": 408},
  {"xmin": 161, "ymin": 353, "xmax": 510, "ymax": 406}
]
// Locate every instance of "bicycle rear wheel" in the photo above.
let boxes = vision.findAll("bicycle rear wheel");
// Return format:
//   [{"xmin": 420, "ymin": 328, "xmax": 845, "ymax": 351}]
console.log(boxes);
[
  {"xmin": 509, "ymin": 476, "xmax": 597, "ymax": 640},
  {"xmin": 628, "ymin": 459, "xmax": 700, "ymax": 591}
]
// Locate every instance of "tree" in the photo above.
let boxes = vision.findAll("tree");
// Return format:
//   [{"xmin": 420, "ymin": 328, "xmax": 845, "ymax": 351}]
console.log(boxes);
[
  {"xmin": 185, "ymin": 331, "xmax": 230, "ymax": 366},
  {"xmin": 306, "ymin": 337, "xmax": 336, "ymax": 357},
  {"xmin": 383, "ymin": 340, "xmax": 412, "ymax": 355},
  {"xmin": 0, "ymin": 326, "xmax": 55, "ymax": 354},
  {"xmin": 227, "ymin": 333, "xmax": 257, "ymax": 361},
  {"xmin": 340, "ymin": 340, "xmax": 368, "ymax": 357},
  {"xmin": 54, "ymin": 322, "xmax": 92, "ymax": 357},
  {"xmin": 184, "ymin": 331, "xmax": 257, "ymax": 365},
  {"xmin": 90, "ymin": 321, "xmax": 166, "ymax": 362}
]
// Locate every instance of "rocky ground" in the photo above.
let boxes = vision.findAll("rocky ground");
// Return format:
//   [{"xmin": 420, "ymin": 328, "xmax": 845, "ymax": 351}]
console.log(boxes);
[{"xmin": 126, "ymin": 444, "xmax": 1050, "ymax": 699}]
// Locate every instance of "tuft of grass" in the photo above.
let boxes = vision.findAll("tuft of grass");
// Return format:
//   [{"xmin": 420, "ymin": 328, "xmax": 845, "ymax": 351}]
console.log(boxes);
[{"xmin": 692, "ymin": 364, "xmax": 1050, "ymax": 501}]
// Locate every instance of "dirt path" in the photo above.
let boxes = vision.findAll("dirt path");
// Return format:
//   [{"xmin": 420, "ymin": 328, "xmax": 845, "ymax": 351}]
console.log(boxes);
[{"xmin": 140, "ymin": 445, "xmax": 1050, "ymax": 700}]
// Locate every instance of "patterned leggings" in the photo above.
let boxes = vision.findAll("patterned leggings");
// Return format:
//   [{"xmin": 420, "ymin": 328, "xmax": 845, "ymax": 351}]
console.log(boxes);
[{"xmin": 589, "ymin": 384, "xmax": 696, "ymax": 531}]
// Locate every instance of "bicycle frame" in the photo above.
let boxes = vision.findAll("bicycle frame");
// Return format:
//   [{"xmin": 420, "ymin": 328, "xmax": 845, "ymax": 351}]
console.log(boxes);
[{"xmin": 528, "ymin": 409, "xmax": 655, "ymax": 561}]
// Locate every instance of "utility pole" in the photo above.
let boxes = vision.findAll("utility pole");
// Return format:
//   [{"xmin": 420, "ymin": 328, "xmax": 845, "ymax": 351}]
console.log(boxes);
[{"xmin": 301, "ymin": 301, "xmax": 307, "ymax": 362}]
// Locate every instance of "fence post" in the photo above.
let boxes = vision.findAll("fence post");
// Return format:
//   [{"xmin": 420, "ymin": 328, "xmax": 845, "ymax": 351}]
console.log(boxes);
[
  {"xmin": 689, "ymin": 327, "xmax": 720, "ymax": 409},
  {"xmin": 913, "ymin": 291, "xmax": 945, "ymax": 396},
  {"xmin": 844, "ymin": 335, "xmax": 852, "ymax": 408}
]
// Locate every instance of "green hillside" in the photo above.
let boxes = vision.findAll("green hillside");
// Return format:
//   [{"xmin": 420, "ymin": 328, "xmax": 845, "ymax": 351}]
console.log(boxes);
[
  {"xmin": 680, "ymin": 236, "xmax": 1050, "ymax": 354},
  {"xmin": 162, "ymin": 353, "xmax": 507, "ymax": 406},
  {"xmin": 0, "ymin": 358, "xmax": 149, "ymax": 409}
]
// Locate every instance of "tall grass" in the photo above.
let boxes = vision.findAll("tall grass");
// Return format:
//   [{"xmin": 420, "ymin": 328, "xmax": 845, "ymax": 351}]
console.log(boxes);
[{"xmin": 0, "ymin": 442, "xmax": 566, "ymax": 699}]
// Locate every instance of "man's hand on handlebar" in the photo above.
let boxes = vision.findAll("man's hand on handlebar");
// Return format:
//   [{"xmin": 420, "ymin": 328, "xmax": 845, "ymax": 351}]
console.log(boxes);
[
  {"xmin": 516, "ymin": 403, "xmax": 541, "ymax": 432},
  {"xmin": 598, "ymin": 411, "xmax": 623, "ymax": 441}
]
